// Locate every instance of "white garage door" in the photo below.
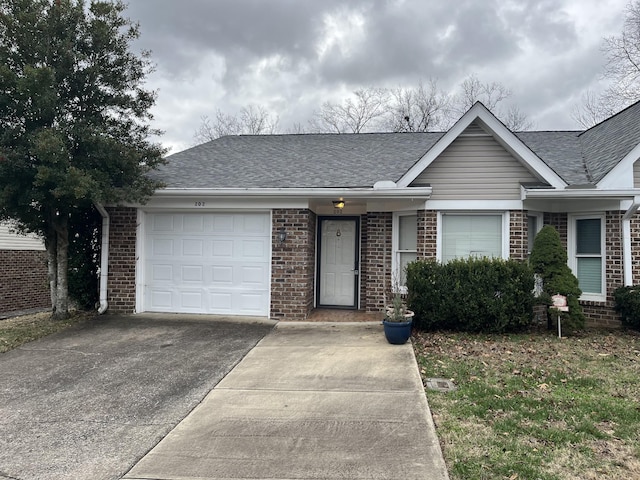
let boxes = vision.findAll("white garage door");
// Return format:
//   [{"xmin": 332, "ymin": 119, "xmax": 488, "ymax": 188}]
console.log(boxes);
[{"xmin": 143, "ymin": 212, "xmax": 271, "ymax": 316}]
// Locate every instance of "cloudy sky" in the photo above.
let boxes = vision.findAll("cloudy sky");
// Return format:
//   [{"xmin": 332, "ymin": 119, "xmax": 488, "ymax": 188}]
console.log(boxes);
[{"xmin": 124, "ymin": 0, "xmax": 631, "ymax": 154}]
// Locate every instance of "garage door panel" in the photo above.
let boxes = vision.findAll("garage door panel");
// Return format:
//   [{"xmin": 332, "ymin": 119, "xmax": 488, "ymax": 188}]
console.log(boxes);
[
  {"xmin": 241, "ymin": 214, "xmax": 270, "ymax": 234},
  {"xmin": 152, "ymin": 238, "xmax": 174, "ymax": 256},
  {"xmin": 152, "ymin": 264, "xmax": 173, "ymax": 282},
  {"xmin": 242, "ymin": 240, "xmax": 266, "ymax": 258},
  {"xmin": 212, "ymin": 239, "xmax": 233, "ymax": 257},
  {"xmin": 182, "ymin": 265, "xmax": 203, "ymax": 282},
  {"xmin": 211, "ymin": 265, "xmax": 233, "ymax": 284},
  {"xmin": 182, "ymin": 239, "xmax": 204, "ymax": 256},
  {"xmin": 240, "ymin": 265, "xmax": 267, "ymax": 285},
  {"xmin": 212, "ymin": 215, "xmax": 234, "ymax": 232},
  {"xmin": 144, "ymin": 212, "xmax": 270, "ymax": 316},
  {"xmin": 180, "ymin": 290, "xmax": 204, "ymax": 310},
  {"xmin": 183, "ymin": 215, "xmax": 204, "ymax": 232},
  {"xmin": 152, "ymin": 214, "xmax": 175, "ymax": 231}
]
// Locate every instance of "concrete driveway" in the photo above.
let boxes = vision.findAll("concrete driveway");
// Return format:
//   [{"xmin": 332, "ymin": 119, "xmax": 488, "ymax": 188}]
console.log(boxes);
[{"xmin": 0, "ymin": 313, "xmax": 275, "ymax": 480}]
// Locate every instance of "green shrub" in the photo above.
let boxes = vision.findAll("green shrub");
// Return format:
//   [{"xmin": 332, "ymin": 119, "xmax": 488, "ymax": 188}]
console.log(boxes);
[
  {"xmin": 68, "ymin": 206, "xmax": 102, "ymax": 310},
  {"xmin": 529, "ymin": 225, "xmax": 585, "ymax": 331},
  {"xmin": 406, "ymin": 257, "xmax": 535, "ymax": 333},
  {"xmin": 614, "ymin": 286, "xmax": 640, "ymax": 330}
]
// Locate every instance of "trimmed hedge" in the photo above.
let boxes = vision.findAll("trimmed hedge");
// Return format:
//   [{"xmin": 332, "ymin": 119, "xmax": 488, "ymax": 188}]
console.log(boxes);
[
  {"xmin": 614, "ymin": 286, "xmax": 640, "ymax": 330},
  {"xmin": 406, "ymin": 257, "xmax": 535, "ymax": 333}
]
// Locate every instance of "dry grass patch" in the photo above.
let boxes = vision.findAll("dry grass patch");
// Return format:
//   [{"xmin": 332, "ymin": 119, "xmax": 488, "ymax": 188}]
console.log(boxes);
[
  {"xmin": 0, "ymin": 311, "xmax": 92, "ymax": 353},
  {"xmin": 413, "ymin": 329, "xmax": 640, "ymax": 480}
]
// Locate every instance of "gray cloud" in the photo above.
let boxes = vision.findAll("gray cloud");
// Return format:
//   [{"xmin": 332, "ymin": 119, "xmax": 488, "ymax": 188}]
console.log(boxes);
[{"xmin": 124, "ymin": 0, "xmax": 631, "ymax": 151}]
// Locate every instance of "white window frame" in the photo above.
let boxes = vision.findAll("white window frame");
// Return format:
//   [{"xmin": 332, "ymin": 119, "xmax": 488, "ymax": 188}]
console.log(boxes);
[
  {"xmin": 527, "ymin": 212, "xmax": 543, "ymax": 256},
  {"xmin": 568, "ymin": 213, "xmax": 606, "ymax": 302},
  {"xmin": 392, "ymin": 212, "xmax": 418, "ymax": 293},
  {"xmin": 436, "ymin": 211, "xmax": 510, "ymax": 262}
]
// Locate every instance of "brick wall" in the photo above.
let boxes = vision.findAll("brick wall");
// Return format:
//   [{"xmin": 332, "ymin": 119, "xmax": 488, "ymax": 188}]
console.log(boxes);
[
  {"xmin": 509, "ymin": 210, "xmax": 528, "ymax": 261},
  {"xmin": 631, "ymin": 212, "xmax": 640, "ymax": 285},
  {"xmin": 543, "ymin": 212, "xmax": 568, "ymax": 248},
  {"xmin": 359, "ymin": 214, "xmax": 368, "ymax": 306},
  {"xmin": 417, "ymin": 210, "xmax": 437, "ymax": 259},
  {"xmin": 364, "ymin": 212, "xmax": 392, "ymax": 312},
  {"xmin": 0, "ymin": 250, "xmax": 49, "ymax": 315},
  {"xmin": 107, "ymin": 207, "xmax": 137, "ymax": 313},
  {"xmin": 270, "ymin": 209, "xmax": 316, "ymax": 320}
]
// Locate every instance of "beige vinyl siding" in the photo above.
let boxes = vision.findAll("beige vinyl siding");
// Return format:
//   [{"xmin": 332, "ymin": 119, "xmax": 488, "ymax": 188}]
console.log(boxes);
[
  {"xmin": 0, "ymin": 223, "xmax": 45, "ymax": 251},
  {"xmin": 410, "ymin": 123, "xmax": 540, "ymax": 200},
  {"xmin": 635, "ymin": 161, "xmax": 640, "ymax": 188}
]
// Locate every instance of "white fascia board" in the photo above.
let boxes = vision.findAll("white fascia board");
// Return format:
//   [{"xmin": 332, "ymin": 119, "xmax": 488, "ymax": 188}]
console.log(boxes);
[
  {"xmin": 396, "ymin": 102, "xmax": 567, "ymax": 189},
  {"xmin": 426, "ymin": 199, "xmax": 523, "ymax": 210},
  {"xmin": 524, "ymin": 188, "xmax": 640, "ymax": 199},
  {"xmin": 151, "ymin": 186, "xmax": 433, "ymax": 199},
  {"xmin": 597, "ymin": 142, "xmax": 640, "ymax": 189}
]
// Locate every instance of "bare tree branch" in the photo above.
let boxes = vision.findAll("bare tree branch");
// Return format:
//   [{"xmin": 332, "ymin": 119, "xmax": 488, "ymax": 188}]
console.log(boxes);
[
  {"xmin": 309, "ymin": 87, "xmax": 389, "ymax": 133},
  {"xmin": 385, "ymin": 79, "xmax": 452, "ymax": 132},
  {"xmin": 194, "ymin": 105, "xmax": 279, "ymax": 142}
]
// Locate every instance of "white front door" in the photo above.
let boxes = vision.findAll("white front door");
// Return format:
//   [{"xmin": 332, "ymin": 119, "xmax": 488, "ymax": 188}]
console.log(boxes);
[{"xmin": 318, "ymin": 218, "xmax": 358, "ymax": 307}]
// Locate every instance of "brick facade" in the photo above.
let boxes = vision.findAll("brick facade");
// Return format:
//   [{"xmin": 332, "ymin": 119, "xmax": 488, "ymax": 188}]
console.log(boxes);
[
  {"xmin": 417, "ymin": 210, "xmax": 437, "ymax": 259},
  {"xmin": 631, "ymin": 212, "xmax": 640, "ymax": 284},
  {"xmin": 0, "ymin": 250, "xmax": 49, "ymax": 315},
  {"xmin": 509, "ymin": 210, "xmax": 528, "ymax": 261},
  {"xmin": 363, "ymin": 212, "xmax": 392, "ymax": 312},
  {"xmin": 270, "ymin": 209, "xmax": 316, "ymax": 320},
  {"xmin": 107, "ymin": 207, "xmax": 137, "ymax": 313}
]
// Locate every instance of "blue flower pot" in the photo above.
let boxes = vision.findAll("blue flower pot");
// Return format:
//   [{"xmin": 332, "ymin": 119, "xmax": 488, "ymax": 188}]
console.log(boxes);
[{"xmin": 382, "ymin": 319, "xmax": 413, "ymax": 344}]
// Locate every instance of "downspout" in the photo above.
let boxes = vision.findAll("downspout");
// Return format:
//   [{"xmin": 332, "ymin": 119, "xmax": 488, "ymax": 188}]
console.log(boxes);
[
  {"xmin": 622, "ymin": 196, "xmax": 640, "ymax": 286},
  {"xmin": 94, "ymin": 203, "xmax": 110, "ymax": 314}
]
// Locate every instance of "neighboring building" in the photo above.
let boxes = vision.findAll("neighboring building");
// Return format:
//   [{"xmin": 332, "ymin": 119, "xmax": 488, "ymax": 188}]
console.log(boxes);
[
  {"xmin": 0, "ymin": 222, "xmax": 49, "ymax": 316},
  {"xmin": 104, "ymin": 101, "xmax": 640, "ymax": 328}
]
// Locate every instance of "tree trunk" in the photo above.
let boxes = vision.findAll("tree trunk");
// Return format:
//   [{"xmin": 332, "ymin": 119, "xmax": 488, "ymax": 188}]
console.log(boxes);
[
  {"xmin": 51, "ymin": 215, "xmax": 70, "ymax": 320},
  {"xmin": 45, "ymin": 231, "xmax": 57, "ymax": 311}
]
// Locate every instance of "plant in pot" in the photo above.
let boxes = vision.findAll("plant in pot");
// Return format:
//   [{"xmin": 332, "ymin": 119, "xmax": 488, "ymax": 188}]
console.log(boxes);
[{"xmin": 383, "ymin": 291, "xmax": 415, "ymax": 344}]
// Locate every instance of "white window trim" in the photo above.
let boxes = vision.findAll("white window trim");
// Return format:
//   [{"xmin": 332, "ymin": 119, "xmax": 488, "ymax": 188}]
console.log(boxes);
[
  {"xmin": 568, "ymin": 213, "xmax": 606, "ymax": 302},
  {"xmin": 527, "ymin": 211, "xmax": 543, "ymax": 256},
  {"xmin": 392, "ymin": 212, "xmax": 418, "ymax": 293},
  {"xmin": 436, "ymin": 211, "xmax": 510, "ymax": 262}
]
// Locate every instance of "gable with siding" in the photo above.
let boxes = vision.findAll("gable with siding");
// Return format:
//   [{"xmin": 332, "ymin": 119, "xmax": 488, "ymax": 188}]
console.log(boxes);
[
  {"xmin": 409, "ymin": 122, "xmax": 542, "ymax": 200},
  {"xmin": 0, "ymin": 223, "xmax": 45, "ymax": 251},
  {"xmin": 635, "ymin": 161, "xmax": 640, "ymax": 188}
]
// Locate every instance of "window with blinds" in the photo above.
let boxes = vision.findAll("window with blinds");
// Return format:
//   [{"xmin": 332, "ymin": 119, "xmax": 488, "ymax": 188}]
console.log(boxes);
[
  {"xmin": 441, "ymin": 214, "xmax": 503, "ymax": 263},
  {"xmin": 396, "ymin": 214, "xmax": 417, "ymax": 287},
  {"xmin": 575, "ymin": 217, "xmax": 603, "ymax": 295}
]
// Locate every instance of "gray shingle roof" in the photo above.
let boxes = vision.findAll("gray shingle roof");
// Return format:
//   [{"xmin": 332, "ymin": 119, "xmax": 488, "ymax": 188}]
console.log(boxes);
[
  {"xmin": 579, "ymin": 101, "xmax": 640, "ymax": 183},
  {"xmin": 516, "ymin": 131, "xmax": 590, "ymax": 184},
  {"xmin": 154, "ymin": 101, "xmax": 640, "ymax": 189},
  {"xmin": 154, "ymin": 132, "xmax": 444, "ymax": 188}
]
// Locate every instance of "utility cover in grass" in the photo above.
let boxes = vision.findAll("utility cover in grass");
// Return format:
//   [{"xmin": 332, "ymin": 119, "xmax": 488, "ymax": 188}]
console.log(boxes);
[{"xmin": 426, "ymin": 378, "xmax": 457, "ymax": 392}]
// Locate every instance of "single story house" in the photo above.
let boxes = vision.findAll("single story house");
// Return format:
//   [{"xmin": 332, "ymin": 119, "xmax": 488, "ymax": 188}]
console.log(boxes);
[
  {"xmin": 102, "ymin": 101, "xmax": 640, "ymax": 328},
  {"xmin": 0, "ymin": 222, "xmax": 49, "ymax": 316}
]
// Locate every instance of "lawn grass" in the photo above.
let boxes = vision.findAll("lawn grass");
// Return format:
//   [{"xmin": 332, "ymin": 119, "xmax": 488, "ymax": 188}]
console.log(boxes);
[
  {"xmin": 0, "ymin": 311, "xmax": 91, "ymax": 353},
  {"xmin": 413, "ymin": 328, "xmax": 640, "ymax": 480}
]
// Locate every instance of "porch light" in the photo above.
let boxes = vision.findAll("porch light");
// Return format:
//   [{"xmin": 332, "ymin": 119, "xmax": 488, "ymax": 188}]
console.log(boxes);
[
  {"xmin": 332, "ymin": 199, "xmax": 345, "ymax": 209},
  {"xmin": 277, "ymin": 227, "xmax": 287, "ymax": 243}
]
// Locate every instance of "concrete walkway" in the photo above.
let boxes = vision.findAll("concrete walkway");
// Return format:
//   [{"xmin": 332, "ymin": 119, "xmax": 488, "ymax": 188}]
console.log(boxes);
[{"xmin": 123, "ymin": 322, "xmax": 449, "ymax": 480}]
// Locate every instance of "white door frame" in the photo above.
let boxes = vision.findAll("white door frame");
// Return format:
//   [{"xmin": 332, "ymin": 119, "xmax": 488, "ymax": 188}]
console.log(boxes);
[{"xmin": 316, "ymin": 216, "xmax": 360, "ymax": 308}]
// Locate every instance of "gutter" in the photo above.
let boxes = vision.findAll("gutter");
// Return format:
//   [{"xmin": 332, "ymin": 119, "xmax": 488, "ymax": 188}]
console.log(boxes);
[
  {"xmin": 622, "ymin": 196, "xmax": 640, "ymax": 286},
  {"xmin": 151, "ymin": 186, "xmax": 433, "ymax": 199},
  {"xmin": 94, "ymin": 203, "xmax": 110, "ymax": 314}
]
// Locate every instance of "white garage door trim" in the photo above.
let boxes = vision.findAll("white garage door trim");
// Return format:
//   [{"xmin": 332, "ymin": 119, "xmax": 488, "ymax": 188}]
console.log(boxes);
[{"xmin": 139, "ymin": 211, "xmax": 271, "ymax": 316}]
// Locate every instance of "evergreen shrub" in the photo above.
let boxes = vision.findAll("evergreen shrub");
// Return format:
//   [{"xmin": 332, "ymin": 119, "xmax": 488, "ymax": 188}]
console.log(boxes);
[
  {"xmin": 614, "ymin": 286, "xmax": 640, "ymax": 330},
  {"xmin": 529, "ymin": 225, "xmax": 585, "ymax": 331},
  {"xmin": 406, "ymin": 257, "xmax": 535, "ymax": 333}
]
